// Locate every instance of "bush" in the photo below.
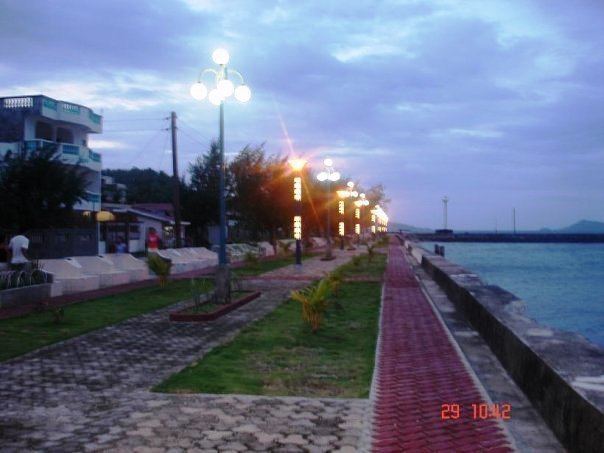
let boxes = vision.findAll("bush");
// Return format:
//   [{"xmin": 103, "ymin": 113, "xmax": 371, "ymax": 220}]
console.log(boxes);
[
  {"xmin": 290, "ymin": 278, "xmax": 331, "ymax": 333},
  {"xmin": 244, "ymin": 251, "xmax": 259, "ymax": 267},
  {"xmin": 147, "ymin": 254, "xmax": 172, "ymax": 287},
  {"xmin": 367, "ymin": 244, "xmax": 376, "ymax": 263},
  {"xmin": 351, "ymin": 255, "xmax": 363, "ymax": 267},
  {"xmin": 190, "ymin": 278, "xmax": 212, "ymax": 310},
  {"xmin": 278, "ymin": 240, "xmax": 293, "ymax": 256},
  {"xmin": 326, "ymin": 269, "xmax": 344, "ymax": 298}
]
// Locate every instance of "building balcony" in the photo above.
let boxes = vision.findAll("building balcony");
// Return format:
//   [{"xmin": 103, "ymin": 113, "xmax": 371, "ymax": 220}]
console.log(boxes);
[
  {"xmin": 1, "ymin": 95, "xmax": 102, "ymax": 133},
  {"xmin": 74, "ymin": 191, "xmax": 102, "ymax": 212},
  {"xmin": 24, "ymin": 139, "xmax": 102, "ymax": 172}
]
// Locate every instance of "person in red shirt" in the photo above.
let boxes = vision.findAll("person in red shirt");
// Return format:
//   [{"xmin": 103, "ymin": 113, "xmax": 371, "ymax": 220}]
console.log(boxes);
[{"xmin": 146, "ymin": 227, "xmax": 161, "ymax": 254}]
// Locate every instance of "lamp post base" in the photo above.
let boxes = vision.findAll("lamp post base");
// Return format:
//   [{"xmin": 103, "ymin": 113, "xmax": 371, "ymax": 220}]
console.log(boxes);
[{"xmin": 215, "ymin": 265, "xmax": 231, "ymax": 304}]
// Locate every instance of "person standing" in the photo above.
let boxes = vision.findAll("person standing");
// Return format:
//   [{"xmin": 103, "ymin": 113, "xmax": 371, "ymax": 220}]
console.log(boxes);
[
  {"xmin": 8, "ymin": 230, "xmax": 30, "ymax": 271},
  {"xmin": 115, "ymin": 236, "xmax": 127, "ymax": 254},
  {"xmin": 146, "ymin": 227, "xmax": 161, "ymax": 255}
]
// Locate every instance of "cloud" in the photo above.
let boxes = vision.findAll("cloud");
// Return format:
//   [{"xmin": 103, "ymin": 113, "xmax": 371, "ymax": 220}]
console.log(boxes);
[
  {"xmin": 0, "ymin": 0, "xmax": 603, "ymax": 229},
  {"xmin": 88, "ymin": 139, "xmax": 132, "ymax": 150}
]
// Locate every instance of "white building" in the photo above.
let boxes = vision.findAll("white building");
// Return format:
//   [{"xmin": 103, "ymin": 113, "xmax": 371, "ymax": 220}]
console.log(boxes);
[{"xmin": 0, "ymin": 95, "xmax": 103, "ymax": 212}]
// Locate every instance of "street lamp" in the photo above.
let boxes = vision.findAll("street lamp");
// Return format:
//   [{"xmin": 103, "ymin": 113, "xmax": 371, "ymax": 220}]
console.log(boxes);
[
  {"xmin": 190, "ymin": 48, "xmax": 251, "ymax": 303},
  {"xmin": 354, "ymin": 193, "xmax": 369, "ymax": 243},
  {"xmin": 337, "ymin": 181, "xmax": 358, "ymax": 250},
  {"xmin": 288, "ymin": 157, "xmax": 307, "ymax": 266},
  {"xmin": 316, "ymin": 158, "xmax": 340, "ymax": 260}
]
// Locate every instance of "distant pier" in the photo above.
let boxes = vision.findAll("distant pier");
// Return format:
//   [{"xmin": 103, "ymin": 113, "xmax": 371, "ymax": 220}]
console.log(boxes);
[{"xmin": 412, "ymin": 232, "xmax": 604, "ymax": 243}]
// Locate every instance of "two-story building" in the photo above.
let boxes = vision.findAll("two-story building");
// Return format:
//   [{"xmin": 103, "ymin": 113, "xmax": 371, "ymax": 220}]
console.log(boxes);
[{"xmin": 0, "ymin": 95, "xmax": 104, "ymax": 257}]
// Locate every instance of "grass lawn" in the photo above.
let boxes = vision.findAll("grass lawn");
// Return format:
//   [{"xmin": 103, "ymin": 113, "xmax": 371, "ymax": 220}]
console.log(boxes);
[
  {"xmin": 339, "ymin": 252, "xmax": 386, "ymax": 278},
  {"xmin": 233, "ymin": 252, "xmax": 317, "ymax": 277},
  {"xmin": 0, "ymin": 278, "xmax": 214, "ymax": 363},
  {"xmin": 0, "ymin": 253, "xmax": 309, "ymax": 363},
  {"xmin": 154, "ymin": 254, "xmax": 386, "ymax": 398}
]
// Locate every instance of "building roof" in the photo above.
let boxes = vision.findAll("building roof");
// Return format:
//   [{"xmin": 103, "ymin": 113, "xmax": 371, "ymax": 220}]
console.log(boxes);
[{"xmin": 102, "ymin": 203, "xmax": 189, "ymax": 226}]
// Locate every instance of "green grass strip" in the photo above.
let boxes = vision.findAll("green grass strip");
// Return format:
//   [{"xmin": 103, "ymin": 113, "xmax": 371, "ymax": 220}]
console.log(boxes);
[
  {"xmin": 0, "ymin": 253, "xmax": 309, "ymax": 363},
  {"xmin": 154, "ymin": 254, "xmax": 385, "ymax": 398}
]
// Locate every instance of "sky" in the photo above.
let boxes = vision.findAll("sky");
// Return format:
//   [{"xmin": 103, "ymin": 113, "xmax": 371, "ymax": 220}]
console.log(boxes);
[{"xmin": 1, "ymin": 0, "xmax": 603, "ymax": 230}]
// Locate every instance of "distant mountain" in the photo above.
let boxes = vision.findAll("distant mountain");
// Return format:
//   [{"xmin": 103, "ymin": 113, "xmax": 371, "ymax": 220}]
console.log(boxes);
[
  {"xmin": 388, "ymin": 222, "xmax": 433, "ymax": 233},
  {"xmin": 557, "ymin": 220, "xmax": 604, "ymax": 234}
]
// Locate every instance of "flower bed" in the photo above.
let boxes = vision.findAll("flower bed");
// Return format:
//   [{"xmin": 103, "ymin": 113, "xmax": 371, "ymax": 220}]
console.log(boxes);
[{"xmin": 169, "ymin": 291, "xmax": 261, "ymax": 322}]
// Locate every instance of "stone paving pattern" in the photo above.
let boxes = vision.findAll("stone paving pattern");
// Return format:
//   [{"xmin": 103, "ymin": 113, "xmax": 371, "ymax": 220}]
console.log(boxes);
[
  {"xmin": 370, "ymin": 241, "xmax": 515, "ymax": 452},
  {"xmin": 0, "ymin": 250, "xmax": 365, "ymax": 452}
]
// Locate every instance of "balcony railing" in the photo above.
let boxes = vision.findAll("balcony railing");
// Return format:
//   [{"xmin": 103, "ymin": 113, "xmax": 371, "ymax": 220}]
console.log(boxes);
[
  {"xmin": 84, "ymin": 191, "xmax": 101, "ymax": 203},
  {"xmin": 0, "ymin": 95, "xmax": 102, "ymax": 132},
  {"xmin": 23, "ymin": 140, "xmax": 101, "ymax": 168}
]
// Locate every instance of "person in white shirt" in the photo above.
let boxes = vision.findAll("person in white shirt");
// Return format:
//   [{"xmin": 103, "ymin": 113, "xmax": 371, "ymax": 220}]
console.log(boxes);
[{"xmin": 8, "ymin": 231, "xmax": 30, "ymax": 271}]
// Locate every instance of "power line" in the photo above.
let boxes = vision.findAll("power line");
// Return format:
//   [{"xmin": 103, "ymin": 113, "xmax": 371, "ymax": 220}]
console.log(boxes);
[
  {"xmin": 178, "ymin": 118, "xmax": 213, "ymax": 142},
  {"xmin": 103, "ymin": 117, "xmax": 168, "ymax": 122},
  {"xmin": 122, "ymin": 128, "xmax": 168, "ymax": 168},
  {"xmin": 104, "ymin": 128, "xmax": 168, "ymax": 133}
]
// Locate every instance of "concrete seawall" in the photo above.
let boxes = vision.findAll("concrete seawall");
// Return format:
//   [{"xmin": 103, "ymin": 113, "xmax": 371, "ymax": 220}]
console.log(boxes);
[
  {"xmin": 414, "ymin": 232, "xmax": 604, "ymax": 243},
  {"xmin": 400, "ymin": 237, "xmax": 604, "ymax": 453}
]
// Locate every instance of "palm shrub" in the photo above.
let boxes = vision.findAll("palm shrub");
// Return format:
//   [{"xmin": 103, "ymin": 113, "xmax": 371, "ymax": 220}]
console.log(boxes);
[
  {"xmin": 290, "ymin": 278, "xmax": 331, "ymax": 333},
  {"xmin": 326, "ymin": 268, "xmax": 344, "ymax": 298},
  {"xmin": 278, "ymin": 240, "xmax": 293, "ymax": 256},
  {"xmin": 367, "ymin": 243, "xmax": 376, "ymax": 263},
  {"xmin": 244, "ymin": 251, "xmax": 259, "ymax": 268},
  {"xmin": 351, "ymin": 255, "xmax": 363, "ymax": 267},
  {"xmin": 190, "ymin": 278, "xmax": 212, "ymax": 310},
  {"xmin": 147, "ymin": 254, "xmax": 172, "ymax": 288}
]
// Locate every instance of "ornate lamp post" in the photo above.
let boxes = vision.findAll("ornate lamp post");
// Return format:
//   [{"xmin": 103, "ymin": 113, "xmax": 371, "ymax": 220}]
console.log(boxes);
[
  {"xmin": 337, "ymin": 181, "xmax": 358, "ymax": 250},
  {"xmin": 190, "ymin": 48, "xmax": 251, "ymax": 302},
  {"xmin": 316, "ymin": 158, "xmax": 341, "ymax": 260},
  {"xmin": 354, "ymin": 193, "xmax": 369, "ymax": 243},
  {"xmin": 288, "ymin": 158, "xmax": 307, "ymax": 266}
]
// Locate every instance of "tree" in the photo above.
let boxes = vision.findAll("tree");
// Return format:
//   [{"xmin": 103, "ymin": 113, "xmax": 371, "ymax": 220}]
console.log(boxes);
[
  {"xmin": 229, "ymin": 144, "xmax": 293, "ymax": 242},
  {"xmin": 182, "ymin": 140, "xmax": 231, "ymax": 244},
  {"xmin": 102, "ymin": 168, "xmax": 173, "ymax": 203},
  {"xmin": 0, "ymin": 145, "xmax": 88, "ymax": 230}
]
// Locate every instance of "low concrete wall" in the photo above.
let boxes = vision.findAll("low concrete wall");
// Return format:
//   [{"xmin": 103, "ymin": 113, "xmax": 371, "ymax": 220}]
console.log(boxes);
[
  {"xmin": 401, "ymin": 237, "xmax": 604, "ymax": 453},
  {"xmin": 0, "ymin": 283, "xmax": 52, "ymax": 308}
]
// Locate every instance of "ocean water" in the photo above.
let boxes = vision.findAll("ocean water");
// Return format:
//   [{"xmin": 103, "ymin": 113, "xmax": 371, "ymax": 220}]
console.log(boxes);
[{"xmin": 422, "ymin": 242, "xmax": 604, "ymax": 347}]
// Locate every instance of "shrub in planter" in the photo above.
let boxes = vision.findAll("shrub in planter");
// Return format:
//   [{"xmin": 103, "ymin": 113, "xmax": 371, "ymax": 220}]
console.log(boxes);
[{"xmin": 147, "ymin": 254, "xmax": 172, "ymax": 288}]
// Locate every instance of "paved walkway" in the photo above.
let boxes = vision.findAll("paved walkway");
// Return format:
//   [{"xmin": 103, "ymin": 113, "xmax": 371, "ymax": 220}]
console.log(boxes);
[
  {"xmin": 0, "ymin": 250, "xmax": 363, "ymax": 452},
  {"xmin": 370, "ymin": 241, "xmax": 515, "ymax": 452}
]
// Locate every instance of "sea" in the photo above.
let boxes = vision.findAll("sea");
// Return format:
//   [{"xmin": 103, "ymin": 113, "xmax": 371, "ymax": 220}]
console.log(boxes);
[{"xmin": 421, "ymin": 242, "xmax": 604, "ymax": 347}]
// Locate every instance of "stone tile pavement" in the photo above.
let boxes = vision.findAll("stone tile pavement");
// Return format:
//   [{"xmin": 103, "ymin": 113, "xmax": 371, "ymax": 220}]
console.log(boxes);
[{"xmin": 0, "ymin": 250, "xmax": 366, "ymax": 452}]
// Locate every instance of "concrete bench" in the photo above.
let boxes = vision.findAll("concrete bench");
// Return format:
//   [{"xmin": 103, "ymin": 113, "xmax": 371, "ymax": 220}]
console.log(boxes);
[
  {"xmin": 67, "ymin": 256, "xmax": 131, "ymax": 288},
  {"xmin": 258, "ymin": 241, "xmax": 275, "ymax": 257},
  {"xmin": 311, "ymin": 237, "xmax": 327, "ymax": 247},
  {"xmin": 99, "ymin": 254, "xmax": 151, "ymax": 282},
  {"xmin": 38, "ymin": 259, "xmax": 100, "ymax": 295},
  {"xmin": 189, "ymin": 247, "xmax": 219, "ymax": 266}
]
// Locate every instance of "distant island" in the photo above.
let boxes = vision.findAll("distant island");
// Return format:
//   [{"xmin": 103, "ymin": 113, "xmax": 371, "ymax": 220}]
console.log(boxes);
[
  {"xmin": 542, "ymin": 220, "xmax": 604, "ymax": 234},
  {"xmin": 389, "ymin": 219, "xmax": 604, "ymax": 234}
]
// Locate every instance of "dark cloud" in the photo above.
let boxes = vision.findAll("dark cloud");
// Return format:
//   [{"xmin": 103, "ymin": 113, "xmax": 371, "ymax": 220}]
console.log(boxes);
[{"xmin": 0, "ymin": 0, "xmax": 603, "ymax": 229}]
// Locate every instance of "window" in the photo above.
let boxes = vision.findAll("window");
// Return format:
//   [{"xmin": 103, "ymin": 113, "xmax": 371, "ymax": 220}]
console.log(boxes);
[
  {"xmin": 35, "ymin": 121, "xmax": 53, "ymax": 141},
  {"xmin": 56, "ymin": 127, "xmax": 74, "ymax": 144}
]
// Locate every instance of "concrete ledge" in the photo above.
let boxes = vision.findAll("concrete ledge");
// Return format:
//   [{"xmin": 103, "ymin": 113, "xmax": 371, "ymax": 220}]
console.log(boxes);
[
  {"xmin": 0, "ymin": 283, "xmax": 52, "ymax": 308},
  {"xmin": 402, "ymin": 238, "xmax": 604, "ymax": 453}
]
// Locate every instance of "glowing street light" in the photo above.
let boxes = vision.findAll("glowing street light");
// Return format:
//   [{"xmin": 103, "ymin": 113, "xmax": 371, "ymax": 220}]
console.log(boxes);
[
  {"xmin": 338, "ymin": 181, "xmax": 359, "ymax": 250},
  {"xmin": 288, "ymin": 157, "xmax": 307, "ymax": 266},
  {"xmin": 190, "ymin": 48, "xmax": 251, "ymax": 303},
  {"xmin": 316, "ymin": 157, "xmax": 340, "ymax": 260}
]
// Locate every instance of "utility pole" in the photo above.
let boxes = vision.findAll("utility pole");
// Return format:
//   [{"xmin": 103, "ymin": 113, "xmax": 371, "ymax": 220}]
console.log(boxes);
[
  {"xmin": 442, "ymin": 196, "xmax": 449, "ymax": 230},
  {"xmin": 513, "ymin": 208, "xmax": 516, "ymax": 234},
  {"xmin": 170, "ymin": 111, "xmax": 182, "ymax": 248}
]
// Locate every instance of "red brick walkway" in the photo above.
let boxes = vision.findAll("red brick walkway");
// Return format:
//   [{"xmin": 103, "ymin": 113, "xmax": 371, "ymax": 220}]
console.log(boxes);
[{"xmin": 371, "ymin": 241, "xmax": 514, "ymax": 452}]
